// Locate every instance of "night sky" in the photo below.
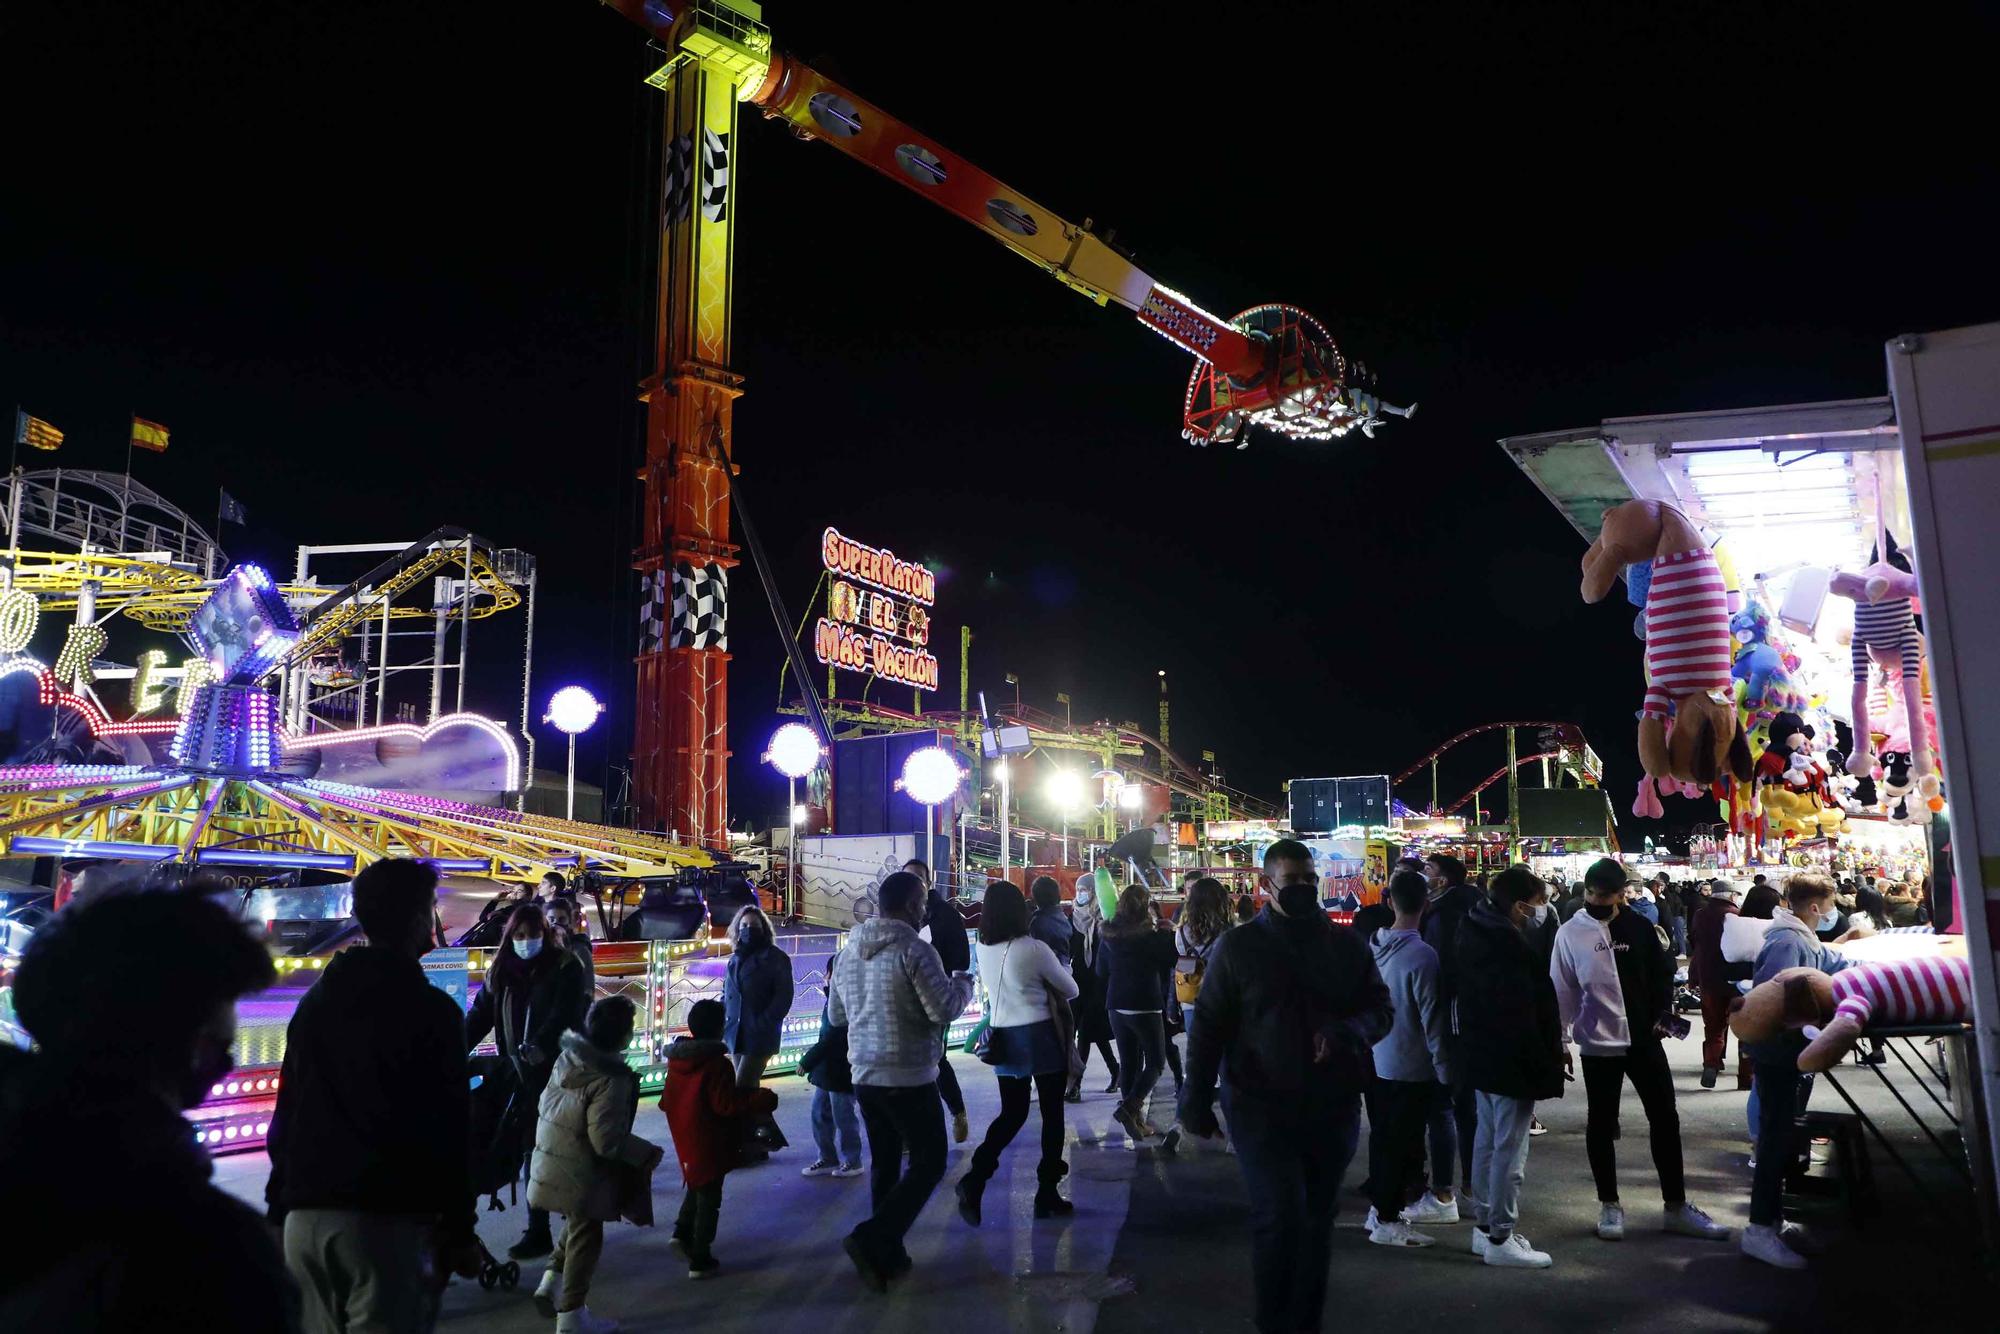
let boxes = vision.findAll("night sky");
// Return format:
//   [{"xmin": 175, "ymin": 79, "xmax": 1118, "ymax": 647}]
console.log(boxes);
[{"xmin": 5, "ymin": 2, "xmax": 1996, "ymax": 841}]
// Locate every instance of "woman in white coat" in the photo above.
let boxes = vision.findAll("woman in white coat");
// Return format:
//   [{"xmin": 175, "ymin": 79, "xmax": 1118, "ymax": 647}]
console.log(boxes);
[{"xmin": 955, "ymin": 880, "xmax": 1081, "ymax": 1224}]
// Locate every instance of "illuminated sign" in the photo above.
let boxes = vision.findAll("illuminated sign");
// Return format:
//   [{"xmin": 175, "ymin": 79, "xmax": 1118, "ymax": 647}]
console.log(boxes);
[{"xmin": 813, "ymin": 526, "xmax": 940, "ymax": 692}]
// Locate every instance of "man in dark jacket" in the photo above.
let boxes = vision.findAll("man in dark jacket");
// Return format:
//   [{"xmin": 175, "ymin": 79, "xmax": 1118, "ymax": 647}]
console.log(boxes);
[
  {"xmin": 1688, "ymin": 880, "xmax": 1741, "ymax": 1087},
  {"xmin": 1182, "ymin": 839, "xmax": 1392, "ymax": 1334},
  {"xmin": 1029, "ymin": 875, "xmax": 1074, "ymax": 958},
  {"xmin": 1419, "ymin": 852, "xmax": 1481, "ymax": 1197},
  {"xmin": 268, "ymin": 859, "xmax": 477, "ymax": 1332},
  {"xmin": 909, "ymin": 859, "xmax": 972, "ymax": 1143},
  {"xmin": 1456, "ymin": 865, "xmax": 1565, "ymax": 1269},
  {"xmin": 0, "ymin": 889, "xmax": 301, "ymax": 1333}
]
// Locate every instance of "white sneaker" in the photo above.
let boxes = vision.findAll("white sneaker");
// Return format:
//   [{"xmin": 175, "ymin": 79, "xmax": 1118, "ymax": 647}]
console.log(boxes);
[
  {"xmin": 534, "ymin": 1267, "xmax": 560, "ymax": 1318},
  {"xmin": 831, "ymin": 1161, "xmax": 866, "ymax": 1178},
  {"xmin": 555, "ymin": 1307, "xmax": 621, "ymax": 1334},
  {"xmin": 1470, "ymin": 1228, "xmax": 1493, "ymax": 1257},
  {"xmin": 801, "ymin": 1159, "xmax": 836, "ymax": 1177},
  {"xmin": 1483, "ymin": 1232, "xmax": 1553, "ymax": 1269},
  {"xmin": 1664, "ymin": 1202, "xmax": 1732, "ymax": 1240},
  {"xmin": 1369, "ymin": 1218, "xmax": 1437, "ymax": 1249},
  {"xmin": 1740, "ymin": 1222, "xmax": 1808, "ymax": 1270},
  {"xmin": 1400, "ymin": 1191, "xmax": 1460, "ymax": 1225},
  {"xmin": 1596, "ymin": 1203, "xmax": 1625, "ymax": 1240}
]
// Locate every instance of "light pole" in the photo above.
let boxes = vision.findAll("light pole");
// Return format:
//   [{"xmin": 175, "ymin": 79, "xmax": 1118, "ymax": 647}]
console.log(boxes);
[
  {"xmin": 995, "ymin": 760, "xmax": 1012, "ymax": 883},
  {"xmin": 764, "ymin": 722, "xmax": 824, "ymax": 920},
  {"xmin": 898, "ymin": 745, "xmax": 964, "ymax": 889},
  {"xmin": 543, "ymin": 686, "xmax": 604, "ymax": 822},
  {"xmin": 1046, "ymin": 769, "xmax": 1084, "ymax": 866},
  {"xmin": 1119, "ymin": 780, "xmax": 1144, "ymax": 835}
]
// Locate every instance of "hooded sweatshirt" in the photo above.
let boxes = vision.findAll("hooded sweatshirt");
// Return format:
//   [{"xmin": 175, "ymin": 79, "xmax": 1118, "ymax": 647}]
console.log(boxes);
[
  {"xmin": 1746, "ymin": 907, "xmax": 1852, "ymax": 1061},
  {"xmin": 1370, "ymin": 927, "xmax": 1449, "ymax": 1084},
  {"xmin": 1551, "ymin": 906, "xmax": 1672, "ymax": 1056},
  {"xmin": 828, "ymin": 915, "xmax": 974, "ymax": 1088}
]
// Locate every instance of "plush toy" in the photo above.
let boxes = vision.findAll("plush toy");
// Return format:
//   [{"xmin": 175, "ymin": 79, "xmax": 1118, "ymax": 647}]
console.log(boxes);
[
  {"xmin": 1832, "ymin": 534, "xmax": 1938, "ymax": 806},
  {"xmin": 1730, "ymin": 599, "xmax": 1810, "ymax": 733},
  {"xmin": 1582, "ymin": 500, "xmax": 1754, "ymax": 817},
  {"xmin": 1878, "ymin": 750, "xmax": 1932, "ymax": 825},
  {"xmin": 1729, "ymin": 956, "xmax": 1972, "ymax": 1072}
]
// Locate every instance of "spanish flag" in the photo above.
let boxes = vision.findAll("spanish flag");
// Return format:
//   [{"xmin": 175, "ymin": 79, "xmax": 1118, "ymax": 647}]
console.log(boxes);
[
  {"xmin": 130, "ymin": 415, "xmax": 170, "ymax": 453},
  {"xmin": 13, "ymin": 411, "xmax": 63, "ymax": 452}
]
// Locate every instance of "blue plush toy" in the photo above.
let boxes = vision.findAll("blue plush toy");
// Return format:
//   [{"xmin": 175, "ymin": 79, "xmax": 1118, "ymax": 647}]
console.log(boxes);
[{"xmin": 1730, "ymin": 601, "xmax": 1792, "ymax": 710}]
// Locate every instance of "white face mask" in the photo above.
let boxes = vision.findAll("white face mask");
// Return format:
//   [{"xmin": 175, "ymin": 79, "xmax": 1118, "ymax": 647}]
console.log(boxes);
[
  {"xmin": 512, "ymin": 935, "xmax": 544, "ymax": 960},
  {"xmin": 1530, "ymin": 903, "xmax": 1551, "ymax": 925},
  {"xmin": 1817, "ymin": 907, "xmax": 1840, "ymax": 931}
]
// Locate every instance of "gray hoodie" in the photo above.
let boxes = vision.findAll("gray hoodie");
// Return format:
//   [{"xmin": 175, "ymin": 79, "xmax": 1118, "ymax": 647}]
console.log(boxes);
[
  {"xmin": 828, "ymin": 915, "xmax": 975, "ymax": 1088},
  {"xmin": 1370, "ymin": 927, "xmax": 1450, "ymax": 1084}
]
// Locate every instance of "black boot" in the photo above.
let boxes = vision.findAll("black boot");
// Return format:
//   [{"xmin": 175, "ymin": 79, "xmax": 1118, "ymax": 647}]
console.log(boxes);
[
  {"xmin": 955, "ymin": 1173, "xmax": 987, "ymax": 1226},
  {"xmin": 507, "ymin": 1221, "xmax": 553, "ymax": 1260},
  {"xmin": 1035, "ymin": 1162, "xmax": 1074, "ymax": 1218}
]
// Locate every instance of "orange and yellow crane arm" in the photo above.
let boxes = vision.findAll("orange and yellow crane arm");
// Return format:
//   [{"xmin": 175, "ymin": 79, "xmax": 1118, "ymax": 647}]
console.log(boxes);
[{"xmin": 595, "ymin": 0, "xmax": 1264, "ymax": 381}]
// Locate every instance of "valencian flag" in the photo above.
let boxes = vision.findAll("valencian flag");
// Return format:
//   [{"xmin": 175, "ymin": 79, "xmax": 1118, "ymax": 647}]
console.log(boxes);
[
  {"xmin": 13, "ymin": 411, "xmax": 63, "ymax": 451},
  {"xmin": 129, "ymin": 415, "xmax": 170, "ymax": 453}
]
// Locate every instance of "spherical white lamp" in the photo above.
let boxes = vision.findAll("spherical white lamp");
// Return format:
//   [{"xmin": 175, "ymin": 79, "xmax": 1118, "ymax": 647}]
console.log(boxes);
[
  {"xmin": 899, "ymin": 745, "xmax": 963, "ymax": 879},
  {"xmin": 545, "ymin": 686, "xmax": 604, "ymax": 736},
  {"xmin": 542, "ymin": 686, "xmax": 604, "ymax": 822},
  {"xmin": 765, "ymin": 722, "xmax": 823, "ymax": 779}
]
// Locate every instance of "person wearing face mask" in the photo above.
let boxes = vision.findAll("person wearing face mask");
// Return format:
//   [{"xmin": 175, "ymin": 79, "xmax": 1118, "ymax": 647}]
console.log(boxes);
[
  {"xmin": 466, "ymin": 901, "xmax": 592, "ymax": 1261},
  {"xmin": 0, "ymin": 888, "xmax": 299, "ymax": 1333},
  {"xmin": 544, "ymin": 894, "xmax": 596, "ymax": 990},
  {"xmin": 722, "ymin": 905, "xmax": 794, "ymax": 1158},
  {"xmin": 1179, "ymin": 839, "xmax": 1392, "ymax": 1334},
  {"xmin": 1419, "ymin": 852, "xmax": 1481, "ymax": 1198},
  {"xmin": 1552, "ymin": 860, "xmax": 1731, "ymax": 1246},
  {"xmin": 1522, "ymin": 880, "xmax": 1558, "ymax": 1138},
  {"xmin": 1741, "ymin": 873, "xmax": 1852, "ymax": 1270},
  {"xmin": 1453, "ymin": 865, "xmax": 1566, "ymax": 1269}
]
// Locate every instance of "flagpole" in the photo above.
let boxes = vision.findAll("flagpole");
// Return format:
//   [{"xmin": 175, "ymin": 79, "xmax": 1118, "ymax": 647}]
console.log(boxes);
[{"xmin": 119, "ymin": 414, "xmax": 134, "ymax": 552}]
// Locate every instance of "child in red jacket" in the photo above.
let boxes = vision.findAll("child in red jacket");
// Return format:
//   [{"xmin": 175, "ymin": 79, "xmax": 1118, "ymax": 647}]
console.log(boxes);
[{"xmin": 659, "ymin": 998, "xmax": 779, "ymax": 1278}]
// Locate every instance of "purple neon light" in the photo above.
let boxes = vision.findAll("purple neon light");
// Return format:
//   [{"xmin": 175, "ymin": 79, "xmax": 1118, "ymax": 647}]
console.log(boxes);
[
  {"xmin": 8, "ymin": 836, "xmax": 179, "ymax": 861},
  {"xmin": 195, "ymin": 849, "xmax": 357, "ymax": 870}
]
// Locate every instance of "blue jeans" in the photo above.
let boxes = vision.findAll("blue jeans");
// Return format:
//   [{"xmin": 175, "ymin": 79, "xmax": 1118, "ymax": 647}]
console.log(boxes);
[
  {"xmin": 1223, "ymin": 1084, "xmax": 1360, "ymax": 1334},
  {"xmin": 811, "ymin": 1087, "xmax": 862, "ymax": 1166},
  {"xmin": 1747, "ymin": 1068, "xmax": 1814, "ymax": 1141}
]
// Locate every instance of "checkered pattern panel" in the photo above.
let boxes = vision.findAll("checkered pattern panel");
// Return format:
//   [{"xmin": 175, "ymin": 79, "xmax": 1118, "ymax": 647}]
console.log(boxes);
[
  {"xmin": 638, "ymin": 568, "xmax": 668, "ymax": 656},
  {"xmin": 699, "ymin": 128, "xmax": 730, "ymax": 223},
  {"xmin": 664, "ymin": 134, "xmax": 694, "ymax": 226},
  {"xmin": 669, "ymin": 561, "xmax": 727, "ymax": 651}
]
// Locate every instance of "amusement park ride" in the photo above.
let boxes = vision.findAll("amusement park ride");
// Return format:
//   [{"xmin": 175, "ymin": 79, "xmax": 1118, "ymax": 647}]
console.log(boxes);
[{"xmin": 607, "ymin": 0, "xmax": 1411, "ymax": 843}]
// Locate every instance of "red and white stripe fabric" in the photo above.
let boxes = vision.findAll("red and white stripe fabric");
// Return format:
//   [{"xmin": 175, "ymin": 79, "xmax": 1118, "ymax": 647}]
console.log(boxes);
[
  {"xmin": 1642, "ymin": 548, "xmax": 1734, "ymax": 719},
  {"xmin": 1830, "ymin": 954, "xmax": 1973, "ymax": 1029}
]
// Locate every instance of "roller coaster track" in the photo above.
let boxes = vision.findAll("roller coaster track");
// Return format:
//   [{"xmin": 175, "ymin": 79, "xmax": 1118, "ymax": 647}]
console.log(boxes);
[
  {"xmin": 11, "ymin": 538, "xmax": 520, "ymax": 639},
  {"xmin": 1391, "ymin": 721, "xmax": 1590, "ymax": 787}
]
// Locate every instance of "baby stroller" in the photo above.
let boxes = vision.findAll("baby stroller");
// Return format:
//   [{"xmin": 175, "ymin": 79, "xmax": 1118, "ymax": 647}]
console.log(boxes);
[{"xmin": 466, "ymin": 1053, "xmax": 525, "ymax": 1291}]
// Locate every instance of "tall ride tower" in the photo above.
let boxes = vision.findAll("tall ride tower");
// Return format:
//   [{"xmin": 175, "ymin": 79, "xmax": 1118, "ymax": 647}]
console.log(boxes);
[{"xmin": 625, "ymin": 1, "xmax": 770, "ymax": 842}]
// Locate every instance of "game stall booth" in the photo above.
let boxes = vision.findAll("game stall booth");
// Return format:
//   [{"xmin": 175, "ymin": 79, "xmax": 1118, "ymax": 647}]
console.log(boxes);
[{"xmin": 1499, "ymin": 319, "xmax": 2000, "ymax": 1241}]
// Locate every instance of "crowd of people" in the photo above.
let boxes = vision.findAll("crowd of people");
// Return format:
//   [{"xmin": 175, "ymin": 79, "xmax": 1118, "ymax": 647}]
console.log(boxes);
[{"xmin": 0, "ymin": 841, "xmax": 1888, "ymax": 1333}]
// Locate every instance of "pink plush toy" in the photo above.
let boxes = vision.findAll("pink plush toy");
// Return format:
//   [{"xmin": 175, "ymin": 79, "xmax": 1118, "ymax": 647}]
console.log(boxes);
[
  {"xmin": 1832, "ymin": 533, "xmax": 1936, "ymax": 790},
  {"xmin": 1800, "ymin": 954, "xmax": 1972, "ymax": 1071},
  {"xmin": 1582, "ymin": 500, "xmax": 1752, "ymax": 819}
]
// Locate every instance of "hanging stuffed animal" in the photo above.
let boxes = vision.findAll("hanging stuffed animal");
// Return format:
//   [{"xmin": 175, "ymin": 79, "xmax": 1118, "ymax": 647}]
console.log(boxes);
[
  {"xmin": 1730, "ymin": 956, "xmax": 1972, "ymax": 1072},
  {"xmin": 1833, "ymin": 534, "xmax": 1939, "ymax": 808},
  {"xmin": 1582, "ymin": 500, "xmax": 1754, "ymax": 819}
]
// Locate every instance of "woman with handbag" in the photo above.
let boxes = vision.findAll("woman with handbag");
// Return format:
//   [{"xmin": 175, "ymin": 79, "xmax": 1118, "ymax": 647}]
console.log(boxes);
[
  {"xmin": 955, "ymin": 881, "xmax": 1081, "ymax": 1224},
  {"xmin": 466, "ymin": 901, "xmax": 592, "ymax": 1260},
  {"xmin": 1162, "ymin": 877, "xmax": 1231, "ymax": 1153}
]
